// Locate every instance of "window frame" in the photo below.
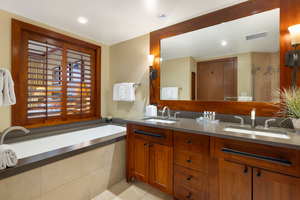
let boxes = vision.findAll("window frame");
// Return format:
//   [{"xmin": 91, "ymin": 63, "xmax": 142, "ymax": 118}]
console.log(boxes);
[{"xmin": 12, "ymin": 19, "xmax": 101, "ymax": 129}]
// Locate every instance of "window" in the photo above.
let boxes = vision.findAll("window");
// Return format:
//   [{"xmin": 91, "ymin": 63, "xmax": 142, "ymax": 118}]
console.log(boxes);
[{"xmin": 12, "ymin": 19, "xmax": 101, "ymax": 128}]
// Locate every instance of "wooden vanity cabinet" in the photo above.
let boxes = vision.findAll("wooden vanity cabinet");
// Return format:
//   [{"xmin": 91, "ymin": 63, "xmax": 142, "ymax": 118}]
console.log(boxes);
[
  {"xmin": 210, "ymin": 137, "xmax": 300, "ymax": 200},
  {"xmin": 126, "ymin": 124, "xmax": 174, "ymax": 195},
  {"xmin": 127, "ymin": 123, "xmax": 300, "ymax": 200}
]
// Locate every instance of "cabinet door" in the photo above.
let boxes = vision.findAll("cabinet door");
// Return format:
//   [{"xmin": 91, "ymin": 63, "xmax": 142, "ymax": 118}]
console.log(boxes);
[
  {"xmin": 149, "ymin": 142, "xmax": 173, "ymax": 195},
  {"xmin": 253, "ymin": 168, "xmax": 300, "ymax": 200},
  {"xmin": 129, "ymin": 138, "xmax": 149, "ymax": 183},
  {"xmin": 218, "ymin": 160, "xmax": 252, "ymax": 200}
]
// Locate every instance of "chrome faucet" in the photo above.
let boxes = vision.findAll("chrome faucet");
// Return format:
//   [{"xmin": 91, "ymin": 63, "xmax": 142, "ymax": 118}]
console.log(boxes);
[
  {"xmin": 263, "ymin": 119, "xmax": 276, "ymax": 128},
  {"xmin": 174, "ymin": 112, "xmax": 180, "ymax": 118},
  {"xmin": 0, "ymin": 126, "xmax": 30, "ymax": 145},
  {"xmin": 162, "ymin": 106, "xmax": 171, "ymax": 118}
]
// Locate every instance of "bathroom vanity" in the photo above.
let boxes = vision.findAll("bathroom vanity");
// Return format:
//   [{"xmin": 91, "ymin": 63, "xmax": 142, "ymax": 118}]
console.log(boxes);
[{"xmin": 124, "ymin": 117, "xmax": 300, "ymax": 200}]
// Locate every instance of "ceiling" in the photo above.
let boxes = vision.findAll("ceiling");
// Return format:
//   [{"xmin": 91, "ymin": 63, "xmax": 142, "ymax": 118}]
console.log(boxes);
[
  {"xmin": 161, "ymin": 8, "xmax": 280, "ymax": 61},
  {"xmin": 0, "ymin": 0, "xmax": 248, "ymax": 45}
]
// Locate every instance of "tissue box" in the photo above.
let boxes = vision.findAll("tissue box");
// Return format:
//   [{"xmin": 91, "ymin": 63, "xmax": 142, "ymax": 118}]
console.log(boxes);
[{"xmin": 146, "ymin": 105, "xmax": 157, "ymax": 116}]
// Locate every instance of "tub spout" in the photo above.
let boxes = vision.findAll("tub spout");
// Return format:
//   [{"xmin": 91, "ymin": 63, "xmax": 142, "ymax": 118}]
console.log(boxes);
[{"xmin": 0, "ymin": 126, "xmax": 30, "ymax": 145}]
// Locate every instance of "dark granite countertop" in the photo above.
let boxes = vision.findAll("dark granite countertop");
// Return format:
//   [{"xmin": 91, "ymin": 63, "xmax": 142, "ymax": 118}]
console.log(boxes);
[{"xmin": 123, "ymin": 116, "xmax": 300, "ymax": 150}]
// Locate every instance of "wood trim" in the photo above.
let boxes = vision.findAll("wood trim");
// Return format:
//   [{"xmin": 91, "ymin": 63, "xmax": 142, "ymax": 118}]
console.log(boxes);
[
  {"xmin": 149, "ymin": 0, "xmax": 300, "ymax": 117},
  {"xmin": 12, "ymin": 19, "xmax": 102, "ymax": 128}
]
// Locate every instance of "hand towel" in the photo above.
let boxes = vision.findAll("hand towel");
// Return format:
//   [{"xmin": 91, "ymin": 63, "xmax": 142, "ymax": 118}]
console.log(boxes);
[
  {"xmin": 161, "ymin": 87, "xmax": 172, "ymax": 100},
  {"xmin": 113, "ymin": 84, "xmax": 122, "ymax": 101},
  {"xmin": 118, "ymin": 83, "xmax": 125, "ymax": 101},
  {"xmin": 171, "ymin": 87, "xmax": 179, "ymax": 100},
  {"xmin": 0, "ymin": 69, "xmax": 16, "ymax": 106},
  {"xmin": 124, "ymin": 83, "xmax": 135, "ymax": 102},
  {"xmin": 0, "ymin": 144, "xmax": 18, "ymax": 170}
]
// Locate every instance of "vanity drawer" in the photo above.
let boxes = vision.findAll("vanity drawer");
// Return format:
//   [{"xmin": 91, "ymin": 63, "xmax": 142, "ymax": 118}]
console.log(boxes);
[
  {"xmin": 210, "ymin": 137, "xmax": 300, "ymax": 177},
  {"xmin": 174, "ymin": 165, "xmax": 209, "ymax": 193},
  {"xmin": 174, "ymin": 181, "xmax": 209, "ymax": 200},
  {"xmin": 174, "ymin": 131, "xmax": 209, "ymax": 155},
  {"xmin": 174, "ymin": 148, "xmax": 209, "ymax": 174},
  {"xmin": 131, "ymin": 124, "xmax": 173, "ymax": 146}
]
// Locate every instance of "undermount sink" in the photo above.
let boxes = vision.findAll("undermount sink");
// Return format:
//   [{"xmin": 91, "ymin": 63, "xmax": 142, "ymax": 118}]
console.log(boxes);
[
  {"xmin": 223, "ymin": 125, "xmax": 291, "ymax": 139},
  {"xmin": 142, "ymin": 117, "xmax": 179, "ymax": 124}
]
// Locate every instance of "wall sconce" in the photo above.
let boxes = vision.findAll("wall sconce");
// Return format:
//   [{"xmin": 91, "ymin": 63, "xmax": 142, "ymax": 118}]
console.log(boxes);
[
  {"xmin": 148, "ymin": 55, "xmax": 157, "ymax": 105},
  {"xmin": 285, "ymin": 24, "xmax": 300, "ymax": 89}
]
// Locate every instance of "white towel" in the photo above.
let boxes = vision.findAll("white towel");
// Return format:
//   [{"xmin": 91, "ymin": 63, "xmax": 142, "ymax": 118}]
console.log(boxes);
[
  {"xmin": 0, "ymin": 69, "xmax": 16, "ymax": 107},
  {"xmin": 119, "ymin": 83, "xmax": 125, "ymax": 101},
  {"xmin": 113, "ymin": 84, "xmax": 122, "ymax": 101},
  {"xmin": 171, "ymin": 87, "xmax": 179, "ymax": 100},
  {"xmin": 161, "ymin": 87, "xmax": 172, "ymax": 100},
  {"xmin": 0, "ymin": 144, "xmax": 18, "ymax": 170},
  {"xmin": 124, "ymin": 83, "xmax": 135, "ymax": 102}
]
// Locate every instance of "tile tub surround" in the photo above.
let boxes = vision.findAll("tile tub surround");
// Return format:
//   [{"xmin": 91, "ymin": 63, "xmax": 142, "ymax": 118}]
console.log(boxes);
[
  {"xmin": 0, "ymin": 140, "xmax": 126, "ymax": 200},
  {"xmin": 0, "ymin": 123, "xmax": 126, "ymax": 180}
]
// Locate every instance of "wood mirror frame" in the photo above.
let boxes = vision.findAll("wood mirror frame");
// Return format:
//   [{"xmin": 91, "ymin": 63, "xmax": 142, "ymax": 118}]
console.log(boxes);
[{"xmin": 149, "ymin": 0, "xmax": 300, "ymax": 117}]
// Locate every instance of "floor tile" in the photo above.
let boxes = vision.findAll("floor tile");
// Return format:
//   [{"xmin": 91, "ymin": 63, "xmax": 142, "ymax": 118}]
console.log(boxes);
[{"xmin": 140, "ymin": 188, "xmax": 173, "ymax": 200}]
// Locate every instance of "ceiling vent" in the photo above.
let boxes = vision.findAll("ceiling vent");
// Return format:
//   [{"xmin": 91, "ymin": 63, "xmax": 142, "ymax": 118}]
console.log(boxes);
[{"xmin": 245, "ymin": 31, "xmax": 269, "ymax": 41}]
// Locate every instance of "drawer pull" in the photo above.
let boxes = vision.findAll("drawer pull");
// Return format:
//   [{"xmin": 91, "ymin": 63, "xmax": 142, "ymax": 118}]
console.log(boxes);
[
  {"xmin": 186, "ymin": 176, "xmax": 192, "ymax": 181},
  {"xmin": 257, "ymin": 172, "xmax": 261, "ymax": 178},
  {"xmin": 144, "ymin": 143, "xmax": 147, "ymax": 146},
  {"xmin": 134, "ymin": 130, "xmax": 163, "ymax": 139},
  {"xmin": 186, "ymin": 194, "xmax": 191, "ymax": 199},
  {"xmin": 244, "ymin": 169, "xmax": 248, "ymax": 175},
  {"xmin": 186, "ymin": 140, "xmax": 191, "ymax": 144},
  {"xmin": 221, "ymin": 148, "xmax": 292, "ymax": 166},
  {"xmin": 187, "ymin": 159, "xmax": 191, "ymax": 163}
]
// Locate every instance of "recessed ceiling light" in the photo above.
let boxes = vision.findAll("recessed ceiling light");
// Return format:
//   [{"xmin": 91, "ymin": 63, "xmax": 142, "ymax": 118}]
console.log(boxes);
[
  {"xmin": 222, "ymin": 42, "xmax": 227, "ymax": 46},
  {"xmin": 157, "ymin": 13, "xmax": 167, "ymax": 20},
  {"xmin": 77, "ymin": 17, "xmax": 88, "ymax": 24}
]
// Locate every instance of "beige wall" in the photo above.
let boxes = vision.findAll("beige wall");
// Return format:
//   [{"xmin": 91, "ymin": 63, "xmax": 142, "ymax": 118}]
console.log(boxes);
[
  {"xmin": 161, "ymin": 56, "xmax": 196, "ymax": 100},
  {"xmin": 109, "ymin": 34, "xmax": 150, "ymax": 118},
  {"xmin": 0, "ymin": 9, "xmax": 110, "ymax": 131}
]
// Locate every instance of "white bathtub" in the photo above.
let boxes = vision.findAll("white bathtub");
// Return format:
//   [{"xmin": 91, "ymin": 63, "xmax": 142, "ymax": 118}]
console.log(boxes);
[{"xmin": 10, "ymin": 125, "xmax": 126, "ymax": 159}]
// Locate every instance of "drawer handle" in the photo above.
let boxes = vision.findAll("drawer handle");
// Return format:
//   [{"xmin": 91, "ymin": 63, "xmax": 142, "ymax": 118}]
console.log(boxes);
[
  {"xmin": 244, "ymin": 169, "xmax": 248, "ymax": 175},
  {"xmin": 186, "ymin": 194, "xmax": 191, "ymax": 199},
  {"xmin": 187, "ymin": 176, "xmax": 192, "ymax": 181},
  {"xmin": 187, "ymin": 159, "xmax": 191, "ymax": 163},
  {"xmin": 144, "ymin": 143, "xmax": 147, "ymax": 146},
  {"xmin": 186, "ymin": 140, "xmax": 191, "ymax": 144},
  {"xmin": 221, "ymin": 148, "xmax": 292, "ymax": 166},
  {"xmin": 134, "ymin": 130, "xmax": 163, "ymax": 139}
]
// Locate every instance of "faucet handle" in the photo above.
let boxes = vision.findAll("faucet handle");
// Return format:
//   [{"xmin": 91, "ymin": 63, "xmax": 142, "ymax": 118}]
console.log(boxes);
[
  {"xmin": 174, "ymin": 112, "xmax": 180, "ymax": 118},
  {"xmin": 263, "ymin": 119, "xmax": 276, "ymax": 128},
  {"xmin": 235, "ymin": 116, "xmax": 245, "ymax": 126},
  {"xmin": 159, "ymin": 110, "xmax": 165, "ymax": 117}
]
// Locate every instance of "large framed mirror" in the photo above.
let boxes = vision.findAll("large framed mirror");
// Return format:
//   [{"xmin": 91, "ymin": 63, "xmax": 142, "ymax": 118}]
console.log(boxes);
[
  {"xmin": 150, "ymin": 0, "xmax": 299, "ymax": 117},
  {"xmin": 160, "ymin": 9, "xmax": 279, "ymax": 102}
]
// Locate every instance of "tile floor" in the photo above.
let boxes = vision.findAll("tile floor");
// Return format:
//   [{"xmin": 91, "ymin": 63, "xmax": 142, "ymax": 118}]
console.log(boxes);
[{"xmin": 92, "ymin": 179, "xmax": 173, "ymax": 200}]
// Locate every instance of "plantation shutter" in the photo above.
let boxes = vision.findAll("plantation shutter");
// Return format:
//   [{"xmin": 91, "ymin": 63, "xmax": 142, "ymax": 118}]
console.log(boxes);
[
  {"xmin": 66, "ymin": 47, "xmax": 94, "ymax": 118},
  {"xmin": 20, "ymin": 32, "xmax": 97, "ymax": 126},
  {"xmin": 27, "ymin": 39, "xmax": 63, "ymax": 120}
]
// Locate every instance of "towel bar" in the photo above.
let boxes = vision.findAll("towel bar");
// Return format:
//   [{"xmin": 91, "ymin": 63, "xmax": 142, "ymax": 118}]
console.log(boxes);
[{"xmin": 133, "ymin": 83, "xmax": 141, "ymax": 87}]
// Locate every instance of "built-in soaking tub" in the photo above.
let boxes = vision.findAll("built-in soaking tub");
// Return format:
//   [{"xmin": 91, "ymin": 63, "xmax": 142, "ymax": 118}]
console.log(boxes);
[
  {"xmin": 10, "ymin": 124, "xmax": 126, "ymax": 159},
  {"xmin": 0, "ymin": 123, "xmax": 127, "ymax": 200}
]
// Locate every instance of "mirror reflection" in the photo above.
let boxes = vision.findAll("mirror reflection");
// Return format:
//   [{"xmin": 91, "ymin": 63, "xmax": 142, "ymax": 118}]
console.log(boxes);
[{"xmin": 160, "ymin": 8, "xmax": 279, "ymax": 102}]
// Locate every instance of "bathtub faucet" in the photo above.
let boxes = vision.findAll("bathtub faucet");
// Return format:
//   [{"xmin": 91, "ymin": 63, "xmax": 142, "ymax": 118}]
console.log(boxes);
[{"xmin": 0, "ymin": 126, "xmax": 30, "ymax": 145}]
